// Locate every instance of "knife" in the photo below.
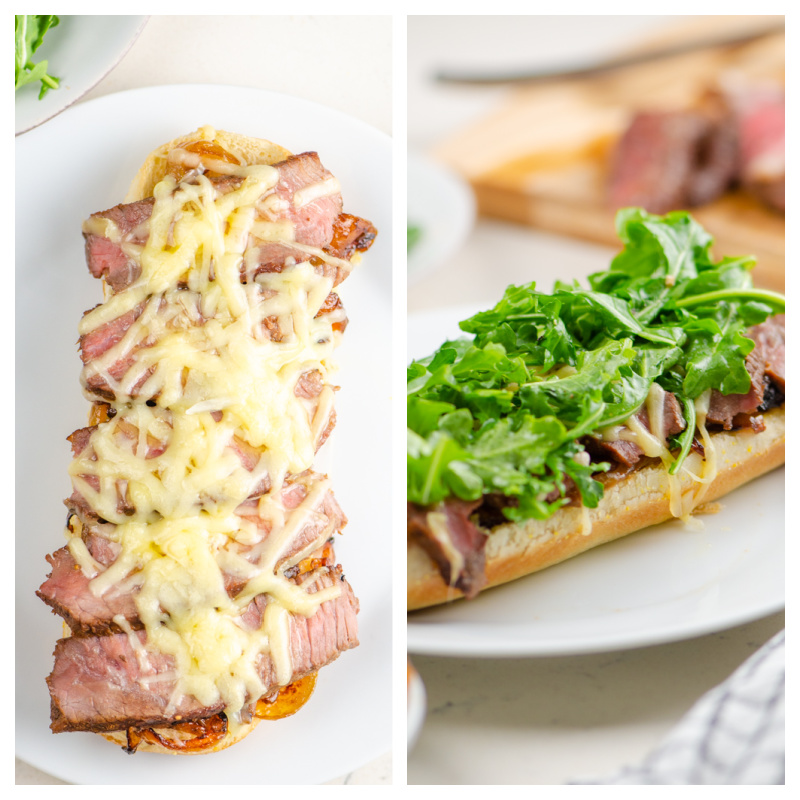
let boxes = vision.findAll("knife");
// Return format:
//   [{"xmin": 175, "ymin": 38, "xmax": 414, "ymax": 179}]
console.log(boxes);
[{"xmin": 434, "ymin": 22, "xmax": 784, "ymax": 85}]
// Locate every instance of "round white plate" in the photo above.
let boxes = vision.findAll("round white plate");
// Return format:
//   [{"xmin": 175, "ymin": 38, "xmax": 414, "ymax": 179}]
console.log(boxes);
[
  {"xmin": 16, "ymin": 85, "xmax": 392, "ymax": 785},
  {"xmin": 407, "ymin": 151, "xmax": 475, "ymax": 283},
  {"xmin": 407, "ymin": 663, "xmax": 427, "ymax": 752},
  {"xmin": 15, "ymin": 15, "xmax": 148, "ymax": 136},
  {"xmin": 407, "ymin": 306, "xmax": 785, "ymax": 657}
]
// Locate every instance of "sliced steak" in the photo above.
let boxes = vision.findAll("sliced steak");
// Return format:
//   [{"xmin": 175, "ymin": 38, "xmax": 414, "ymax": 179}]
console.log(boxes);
[
  {"xmin": 584, "ymin": 390, "xmax": 686, "ymax": 469},
  {"xmin": 267, "ymin": 152, "xmax": 343, "ymax": 247},
  {"xmin": 750, "ymin": 314, "xmax": 785, "ymax": 392},
  {"xmin": 67, "ymin": 398, "xmax": 337, "ymax": 522},
  {"xmin": 79, "ymin": 290, "xmax": 346, "ymax": 403},
  {"xmin": 407, "ymin": 498, "xmax": 487, "ymax": 599},
  {"xmin": 608, "ymin": 110, "xmax": 738, "ymax": 213},
  {"xmin": 707, "ymin": 315, "xmax": 784, "ymax": 429},
  {"xmin": 47, "ymin": 570, "xmax": 359, "ymax": 733},
  {"xmin": 725, "ymin": 83, "xmax": 785, "ymax": 212},
  {"xmin": 85, "ymin": 153, "xmax": 345, "ymax": 293},
  {"xmin": 37, "ymin": 546, "xmax": 139, "ymax": 637},
  {"xmin": 84, "ymin": 197, "xmax": 154, "ymax": 291},
  {"xmin": 48, "ymin": 474, "xmax": 346, "ymax": 635},
  {"xmin": 48, "ymin": 633, "xmax": 226, "ymax": 733}
]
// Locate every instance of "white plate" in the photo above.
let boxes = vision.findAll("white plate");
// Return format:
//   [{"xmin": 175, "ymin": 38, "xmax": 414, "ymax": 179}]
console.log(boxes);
[
  {"xmin": 15, "ymin": 85, "xmax": 392, "ymax": 785},
  {"xmin": 407, "ymin": 307, "xmax": 785, "ymax": 657},
  {"xmin": 15, "ymin": 15, "xmax": 148, "ymax": 136},
  {"xmin": 407, "ymin": 151, "xmax": 475, "ymax": 283}
]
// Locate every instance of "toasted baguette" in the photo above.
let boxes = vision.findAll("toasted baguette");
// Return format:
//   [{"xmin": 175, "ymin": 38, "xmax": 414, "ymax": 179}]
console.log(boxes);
[
  {"xmin": 125, "ymin": 126, "xmax": 292, "ymax": 202},
  {"xmin": 408, "ymin": 406, "xmax": 785, "ymax": 610}
]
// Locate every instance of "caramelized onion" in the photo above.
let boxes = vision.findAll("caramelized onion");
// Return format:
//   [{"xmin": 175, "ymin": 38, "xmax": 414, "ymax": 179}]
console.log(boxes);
[
  {"xmin": 167, "ymin": 140, "xmax": 241, "ymax": 180},
  {"xmin": 255, "ymin": 673, "xmax": 317, "ymax": 720},
  {"xmin": 296, "ymin": 541, "xmax": 335, "ymax": 576},
  {"xmin": 129, "ymin": 714, "xmax": 228, "ymax": 753},
  {"xmin": 89, "ymin": 402, "xmax": 114, "ymax": 425}
]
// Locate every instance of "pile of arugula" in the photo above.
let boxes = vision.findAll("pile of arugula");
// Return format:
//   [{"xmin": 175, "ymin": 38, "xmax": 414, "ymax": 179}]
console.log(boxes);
[
  {"xmin": 407, "ymin": 224, "xmax": 422, "ymax": 251},
  {"xmin": 15, "ymin": 15, "xmax": 60, "ymax": 99},
  {"xmin": 408, "ymin": 208, "xmax": 784, "ymax": 523}
]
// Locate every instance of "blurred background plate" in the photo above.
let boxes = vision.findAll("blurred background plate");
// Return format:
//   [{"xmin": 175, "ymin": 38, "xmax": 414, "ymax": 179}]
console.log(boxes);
[
  {"xmin": 415, "ymin": 15, "xmax": 784, "ymax": 292},
  {"xmin": 15, "ymin": 15, "xmax": 148, "ymax": 135},
  {"xmin": 407, "ymin": 661, "xmax": 427, "ymax": 751},
  {"xmin": 407, "ymin": 151, "xmax": 475, "ymax": 283}
]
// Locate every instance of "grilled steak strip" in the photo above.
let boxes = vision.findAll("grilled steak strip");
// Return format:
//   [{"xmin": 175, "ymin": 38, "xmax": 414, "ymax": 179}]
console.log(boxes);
[
  {"xmin": 707, "ymin": 314, "xmax": 785, "ymax": 429},
  {"xmin": 608, "ymin": 110, "xmax": 738, "ymax": 214},
  {"xmin": 407, "ymin": 499, "xmax": 487, "ymax": 599},
  {"xmin": 40, "ymin": 483, "xmax": 346, "ymax": 637},
  {"xmin": 47, "ymin": 570, "xmax": 359, "ymax": 733},
  {"xmin": 37, "ymin": 546, "xmax": 139, "ymax": 637},
  {"xmin": 84, "ymin": 154, "xmax": 375, "ymax": 295},
  {"xmin": 584, "ymin": 390, "xmax": 686, "ymax": 468},
  {"xmin": 78, "ymin": 291, "xmax": 348, "ymax": 403},
  {"xmin": 725, "ymin": 83, "xmax": 785, "ymax": 212}
]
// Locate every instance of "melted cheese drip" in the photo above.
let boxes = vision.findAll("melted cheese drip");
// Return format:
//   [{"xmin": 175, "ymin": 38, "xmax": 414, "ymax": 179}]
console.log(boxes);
[
  {"xmin": 70, "ymin": 137, "xmax": 352, "ymax": 721},
  {"xmin": 598, "ymin": 386, "xmax": 719, "ymax": 522},
  {"xmin": 425, "ymin": 511, "xmax": 465, "ymax": 587}
]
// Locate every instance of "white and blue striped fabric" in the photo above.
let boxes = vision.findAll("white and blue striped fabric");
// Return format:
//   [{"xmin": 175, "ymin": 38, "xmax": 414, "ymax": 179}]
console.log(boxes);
[{"xmin": 571, "ymin": 630, "xmax": 785, "ymax": 785}]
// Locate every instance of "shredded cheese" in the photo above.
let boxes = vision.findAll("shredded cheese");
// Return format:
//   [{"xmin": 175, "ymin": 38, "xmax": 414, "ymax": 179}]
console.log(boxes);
[{"xmin": 68, "ymin": 134, "xmax": 356, "ymax": 722}]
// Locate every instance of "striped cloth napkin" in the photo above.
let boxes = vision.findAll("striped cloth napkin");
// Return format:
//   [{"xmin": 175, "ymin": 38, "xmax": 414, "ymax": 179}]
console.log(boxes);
[{"xmin": 570, "ymin": 629, "xmax": 785, "ymax": 785}]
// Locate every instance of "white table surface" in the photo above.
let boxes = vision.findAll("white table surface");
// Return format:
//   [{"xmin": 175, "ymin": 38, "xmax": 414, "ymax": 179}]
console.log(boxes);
[
  {"xmin": 407, "ymin": 15, "xmax": 785, "ymax": 785},
  {"xmin": 15, "ymin": 14, "xmax": 392, "ymax": 786}
]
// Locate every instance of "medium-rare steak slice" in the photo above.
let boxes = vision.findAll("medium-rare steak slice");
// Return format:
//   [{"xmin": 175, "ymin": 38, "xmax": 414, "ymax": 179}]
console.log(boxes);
[
  {"xmin": 48, "ymin": 634, "xmax": 227, "ymax": 733},
  {"xmin": 42, "ymin": 475, "xmax": 347, "ymax": 636},
  {"xmin": 407, "ymin": 499, "xmax": 487, "ymax": 599},
  {"xmin": 66, "ymin": 402, "xmax": 339, "ymax": 522},
  {"xmin": 707, "ymin": 315, "xmax": 785, "ymax": 429},
  {"xmin": 85, "ymin": 153, "xmax": 347, "ymax": 293},
  {"xmin": 725, "ymin": 83, "xmax": 785, "ymax": 212},
  {"xmin": 750, "ymin": 314, "xmax": 785, "ymax": 392},
  {"xmin": 608, "ymin": 110, "xmax": 738, "ymax": 213},
  {"xmin": 267, "ymin": 152, "xmax": 343, "ymax": 247},
  {"xmin": 584, "ymin": 390, "xmax": 687, "ymax": 469},
  {"xmin": 47, "ymin": 570, "xmax": 359, "ymax": 733},
  {"xmin": 78, "ymin": 288, "xmax": 348, "ymax": 404},
  {"xmin": 37, "ymin": 546, "xmax": 139, "ymax": 637}
]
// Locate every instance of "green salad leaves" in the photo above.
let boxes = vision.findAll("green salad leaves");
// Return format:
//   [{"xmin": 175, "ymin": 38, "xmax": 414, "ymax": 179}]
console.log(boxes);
[
  {"xmin": 407, "ymin": 208, "xmax": 784, "ymax": 522},
  {"xmin": 15, "ymin": 15, "xmax": 60, "ymax": 99},
  {"xmin": 407, "ymin": 224, "xmax": 422, "ymax": 251}
]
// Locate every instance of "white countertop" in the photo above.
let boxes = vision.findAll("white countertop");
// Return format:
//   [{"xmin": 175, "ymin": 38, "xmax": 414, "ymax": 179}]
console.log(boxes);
[
  {"xmin": 15, "ymin": 14, "xmax": 391, "ymax": 786},
  {"xmin": 408, "ymin": 612, "xmax": 784, "ymax": 785},
  {"xmin": 407, "ymin": 15, "xmax": 785, "ymax": 785}
]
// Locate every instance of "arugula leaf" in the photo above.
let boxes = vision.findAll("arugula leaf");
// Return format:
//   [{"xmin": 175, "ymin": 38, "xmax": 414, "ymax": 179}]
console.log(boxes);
[
  {"xmin": 407, "ymin": 208, "xmax": 785, "ymax": 523},
  {"xmin": 15, "ymin": 15, "xmax": 60, "ymax": 100}
]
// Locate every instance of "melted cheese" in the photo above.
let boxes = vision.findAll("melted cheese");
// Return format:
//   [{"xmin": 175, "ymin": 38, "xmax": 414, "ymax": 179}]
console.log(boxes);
[
  {"xmin": 598, "ymin": 386, "xmax": 719, "ymax": 523},
  {"xmin": 425, "ymin": 511, "xmax": 465, "ymax": 587},
  {"xmin": 68, "ymin": 134, "xmax": 355, "ymax": 722}
]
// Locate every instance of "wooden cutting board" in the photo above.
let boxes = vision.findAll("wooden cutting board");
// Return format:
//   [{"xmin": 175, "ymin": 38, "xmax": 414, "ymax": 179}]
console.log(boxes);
[{"xmin": 433, "ymin": 16, "xmax": 785, "ymax": 291}]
